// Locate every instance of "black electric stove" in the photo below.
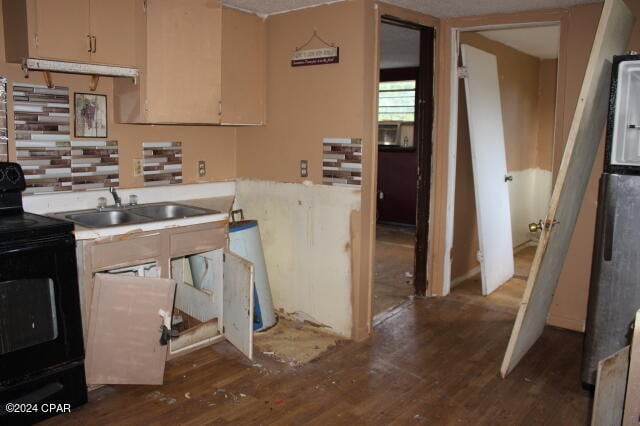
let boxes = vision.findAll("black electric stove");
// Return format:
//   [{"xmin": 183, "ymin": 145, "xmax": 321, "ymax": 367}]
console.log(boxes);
[{"xmin": 0, "ymin": 162, "xmax": 87, "ymax": 424}]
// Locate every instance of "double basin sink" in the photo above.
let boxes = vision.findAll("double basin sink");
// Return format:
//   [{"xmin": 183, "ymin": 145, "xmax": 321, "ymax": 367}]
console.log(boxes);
[{"xmin": 58, "ymin": 202, "xmax": 220, "ymax": 228}]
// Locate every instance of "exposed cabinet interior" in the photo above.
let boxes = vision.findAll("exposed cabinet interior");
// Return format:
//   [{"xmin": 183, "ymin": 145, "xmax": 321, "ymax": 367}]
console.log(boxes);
[
  {"xmin": 114, "ymin": 2, "xmax": 265, "ymax": 125},
  {"xmin": 169, "ymin": 250, "xmax": 224, "ymax": 357},
  {"xmin": 78, "ymin": 221, "xmax": 254, "ymax": 385},
  {"xmin": 3, "ymin": 0, "xmax": 137, "ymax": 67}
]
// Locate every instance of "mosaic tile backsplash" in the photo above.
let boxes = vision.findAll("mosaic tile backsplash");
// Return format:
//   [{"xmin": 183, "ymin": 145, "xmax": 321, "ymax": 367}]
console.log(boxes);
[
  {"xmin": 14, "ymin": 83, "xmax": 71, "ymax": 193},
  {"xmin": 13, "ymin": 83, "xmax": 120, "ymax": 193},
  {"xmin": 322, "ymin": 137, "xmax": 362, "ymax": 188},
  {"xmin": 0, "ymin": 78, "xmax": 7, "ymax": 162},
  {"xmin": 143, "ymin": 141, "xmax": 183, "ymax": 186},
  {"xmin": 71, "ymin": 140, "xmax": 119, "ymax": 191}
]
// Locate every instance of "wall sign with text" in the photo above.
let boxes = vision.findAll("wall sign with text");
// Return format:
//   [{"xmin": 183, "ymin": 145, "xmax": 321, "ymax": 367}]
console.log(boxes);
[{"xmin": 291, "ymin": 47, "xmax": 339, "ymax": 67}]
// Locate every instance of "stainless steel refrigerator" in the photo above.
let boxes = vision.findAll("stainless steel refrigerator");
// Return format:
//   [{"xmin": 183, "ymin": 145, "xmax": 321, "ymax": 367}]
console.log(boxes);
[{"xmin": 582, "ymin": 55, "xmax": 640, "ymax": 385}]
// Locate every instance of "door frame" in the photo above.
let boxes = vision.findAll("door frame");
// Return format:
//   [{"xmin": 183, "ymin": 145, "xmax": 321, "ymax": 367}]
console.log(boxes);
[
  {"xmin": 375, "ymin": 15, "xmax": 435, "ymax": 297},
  {"xmin": 440, "ymin": 12, "xmax": 568, "ymax": 296}
]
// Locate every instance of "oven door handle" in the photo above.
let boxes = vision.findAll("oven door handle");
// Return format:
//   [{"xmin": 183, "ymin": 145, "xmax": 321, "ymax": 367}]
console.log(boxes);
[{"xmin": 0, "ymin": 235, "xmax": 74, "ymax": 254}]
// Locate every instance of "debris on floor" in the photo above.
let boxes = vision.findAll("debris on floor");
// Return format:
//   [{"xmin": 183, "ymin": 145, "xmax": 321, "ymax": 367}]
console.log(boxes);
[{"xmin": 254, "ymin": 315, "xmax": 344, "ymax": 366}]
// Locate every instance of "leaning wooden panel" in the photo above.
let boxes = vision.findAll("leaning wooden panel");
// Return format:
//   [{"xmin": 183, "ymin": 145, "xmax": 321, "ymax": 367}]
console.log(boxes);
[
  {"xmin": 85, "ymin": 273, "xmax": 176, "ymax": 385},
  {"xmin": 500, "ymin": 0, "xmax": 634, "ymax": 377},
  {"xmin": 592, "ymin": 346, "xmax": 630, "ymax": 426},
  {"xmin": 623, "ymin": 311, "xmax": 640, "ymax": 425}
]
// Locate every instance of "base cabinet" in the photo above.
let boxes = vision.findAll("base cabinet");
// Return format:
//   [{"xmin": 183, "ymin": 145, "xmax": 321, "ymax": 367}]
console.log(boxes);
[{"xmin": 78, "ymin": 221, "xmax": 254, "ymax": 386}]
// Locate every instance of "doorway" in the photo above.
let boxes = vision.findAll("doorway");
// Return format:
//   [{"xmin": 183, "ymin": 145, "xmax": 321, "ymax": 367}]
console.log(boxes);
[
  {"xmin": 373, "ymin": 17, "xmax": 434, "ymax": 317},
  {"xmin": 449, "ymin": 25, "xmax": 560, "ymax": 307}
]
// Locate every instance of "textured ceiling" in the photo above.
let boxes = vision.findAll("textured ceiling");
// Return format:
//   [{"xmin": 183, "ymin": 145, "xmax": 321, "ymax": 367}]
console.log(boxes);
[
  {"xmin": 223, "ymin": 0, "xmax": 599, "ymax": 17},
  {"xmin": 477, "ymin": 25, "xmax": 561, "ymax": 59}
]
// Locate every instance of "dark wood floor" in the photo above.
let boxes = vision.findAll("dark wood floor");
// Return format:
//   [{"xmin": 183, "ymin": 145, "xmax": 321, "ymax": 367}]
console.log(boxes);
[{"xmin": 43, "ymin": 296, "xmax": 592, "ymax": 425}]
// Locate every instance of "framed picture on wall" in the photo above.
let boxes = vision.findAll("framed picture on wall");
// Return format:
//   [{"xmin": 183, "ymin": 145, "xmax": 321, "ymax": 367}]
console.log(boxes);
[{"xmin": 74, "ymin": 93, "xmax": 107, "ymax": 138}]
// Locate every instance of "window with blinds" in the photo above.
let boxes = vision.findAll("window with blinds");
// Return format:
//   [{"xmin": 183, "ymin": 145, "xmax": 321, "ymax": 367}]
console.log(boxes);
[{"xmin": 378, "ymin": 80, "xmax": 416, "ymax": 122}]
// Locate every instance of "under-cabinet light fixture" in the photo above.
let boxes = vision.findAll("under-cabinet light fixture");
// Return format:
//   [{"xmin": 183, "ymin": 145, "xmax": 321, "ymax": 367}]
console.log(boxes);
[{"xmin": 22, "ymin": 58, "xmax": 139, "ymax": 84}]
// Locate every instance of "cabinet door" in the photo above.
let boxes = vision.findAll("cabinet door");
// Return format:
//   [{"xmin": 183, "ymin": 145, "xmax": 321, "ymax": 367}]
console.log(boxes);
[
  {"xmin": 220, "ymin": 7, "xmax": 266, "ymax": 125},
  {"xmin": 89, "ymin": 0, "xmax": 138, "ymax": 66},
  {"xmin": 145, "ymin": 0, "xmax": 222, "ymax": 123},
  {"xmin": 32, "ymin": 0, "xmax": 91, "ymax": 62},
  {"xmin": 223, "ymin": 250, "xmax": 254, "ymax": 359},
  {"xmin": 85, "ymin": 273, "xmax": 176, "ymax": 385}
]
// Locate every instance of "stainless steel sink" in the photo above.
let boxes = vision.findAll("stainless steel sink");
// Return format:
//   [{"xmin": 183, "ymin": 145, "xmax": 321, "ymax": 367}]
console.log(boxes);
[
  {"xmin": 56, "ymin": 202, "xmax": 220, "ymax": 228},
  {"xmin": 66, "ymin": 210, "xmax": 148, "ymax": 228},
  {"xmin": 129, "ymin": 204, "xmax": 218, "ymax": 220}
]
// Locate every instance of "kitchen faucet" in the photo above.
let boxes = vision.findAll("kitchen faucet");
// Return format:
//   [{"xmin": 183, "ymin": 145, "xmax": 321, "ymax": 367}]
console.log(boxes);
[{"xmin": 109, "ymin": 186, "xmax": 122, "ymax": 208}]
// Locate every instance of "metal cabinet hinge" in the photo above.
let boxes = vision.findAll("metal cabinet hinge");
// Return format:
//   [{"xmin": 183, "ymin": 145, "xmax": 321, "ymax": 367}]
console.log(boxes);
[{"xmin": 457, "ymin": 66, "xmax": 468, "ymax": 79}]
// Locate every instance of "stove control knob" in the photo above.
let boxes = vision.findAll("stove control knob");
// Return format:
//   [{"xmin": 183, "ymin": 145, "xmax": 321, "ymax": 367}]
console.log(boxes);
[{"xmin": 6, "ymin": 166, "xmax": 21, "ymax": 184}]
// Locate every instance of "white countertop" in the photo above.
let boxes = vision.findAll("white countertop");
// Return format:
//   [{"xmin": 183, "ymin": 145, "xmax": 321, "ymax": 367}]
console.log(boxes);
[{"xmin": 22, "ymin": 181, "xmax": 236, "ymax": 241}]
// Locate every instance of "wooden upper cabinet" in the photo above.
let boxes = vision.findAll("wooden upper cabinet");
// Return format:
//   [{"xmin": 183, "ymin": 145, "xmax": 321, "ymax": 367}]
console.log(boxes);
[
  {"xmin": 89, "ymin": 0, "xmax": 138, "ymax": 67},
  {"xmin": 220, "ymin": 7, "xmax": 266, "ymax": 125},
  {"xmin": 114, "ymin": 3, "xmax": 266, "ymax": 125},
  {"xmin": 32, "ymin": 0, "xmax": 91, "ymax": 63},
  {"xmin": 114, "ymin": 0, "xmax": 223, "ymax": 124},
  {"xmin": 2, "ymin": 0, "xmax": 136, "ymax": 67}
]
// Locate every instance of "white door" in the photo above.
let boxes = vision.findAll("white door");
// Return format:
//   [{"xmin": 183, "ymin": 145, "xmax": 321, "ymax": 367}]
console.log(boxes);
[
  {"xmin": 501, "ymin": 0, "xmax": 634, "ymax": 377},
  {"xmin": 461, "ymin": 44, "xmax": 515, "ymax": 295},
  {"xmin": 223, "ymin": 250, "xmax": 254, "ymax": 359}
]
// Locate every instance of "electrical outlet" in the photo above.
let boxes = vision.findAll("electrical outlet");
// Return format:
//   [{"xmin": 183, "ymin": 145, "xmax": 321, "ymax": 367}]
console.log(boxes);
[
  {"xmin": 300, "ymin": 160, "xmax": 308, "ymax": 178},
  {"xmin": 133, "ymin": 158, "xmax": 144, "ymax": 177},
  {"xmin": 198, "ymin": 160, "xmax": 206, "ymax": 177}
]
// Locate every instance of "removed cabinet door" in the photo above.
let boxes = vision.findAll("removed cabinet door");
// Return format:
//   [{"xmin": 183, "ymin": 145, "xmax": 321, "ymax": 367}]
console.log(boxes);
[
  {"xmin": 223, "ymin": 250, "xmax": 254, "ymax": 359},
  {"xmin": 85, "ymin": 273, "xmax": 176, "ymax": 385}
]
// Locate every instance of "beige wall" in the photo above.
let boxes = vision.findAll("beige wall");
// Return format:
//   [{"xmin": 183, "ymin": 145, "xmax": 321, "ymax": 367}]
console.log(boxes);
[
  {"xmin": 235, "ymin": 0, "xmax": 374, "ymax": 339},
  {"xmin": 451, "ymin": 33, "xmax": 556, "ymax": 280},
  {"xmin": 235, "ymin": 1, "xmax": 368, "ymax": 183},
  {"xmin": 537, "ymin": 59, "xmax": 557, "ymax": 171},
  {"xmin": 0, "ymin": 0, "xmax": 237, "ymax": 189}
]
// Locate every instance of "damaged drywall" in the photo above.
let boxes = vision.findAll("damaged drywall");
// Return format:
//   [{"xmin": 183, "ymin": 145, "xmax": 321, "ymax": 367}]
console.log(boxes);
[{"xmin": 234, "ymin": 179, "xmax": 360, "ymax": 337}]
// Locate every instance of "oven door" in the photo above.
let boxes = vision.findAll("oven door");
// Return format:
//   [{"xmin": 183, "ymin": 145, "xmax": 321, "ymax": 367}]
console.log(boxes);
[{"xmin": 0, "ymin": 235, "xmax": 84, "ymax": 385}]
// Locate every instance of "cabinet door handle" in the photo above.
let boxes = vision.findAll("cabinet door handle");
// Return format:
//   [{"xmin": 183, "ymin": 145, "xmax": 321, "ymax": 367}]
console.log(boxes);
[
  {"xmin": 87, "ymin": 35, "xmax": 92, "ymax": 52},
  {"xmin": 92, "ymin": 36, "xmax": 97, "ymax": 53}
]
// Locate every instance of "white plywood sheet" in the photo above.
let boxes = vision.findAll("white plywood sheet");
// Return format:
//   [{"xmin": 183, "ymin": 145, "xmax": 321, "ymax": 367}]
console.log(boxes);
[
  {"xmin": 592, "ymin": 346, "xmax": 629, "ymax": 426},
  {"xmin": 500, "ymin": 0, "xmax": 634, "ymax": 377}
]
